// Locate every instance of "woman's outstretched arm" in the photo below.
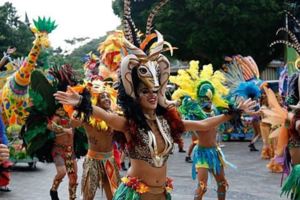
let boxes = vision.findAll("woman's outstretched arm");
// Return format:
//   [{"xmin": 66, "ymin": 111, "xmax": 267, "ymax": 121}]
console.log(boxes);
[
  {"xmin": 183, "ymin": 114, "xmax": 232, "ymax": 132},
  {"xmin": 54, "ymin": 86, "xmax": 127, "ymax": 132},
  {"xmin": 183, "ymin": 98, "xmax": 255, "ymax": 132}
]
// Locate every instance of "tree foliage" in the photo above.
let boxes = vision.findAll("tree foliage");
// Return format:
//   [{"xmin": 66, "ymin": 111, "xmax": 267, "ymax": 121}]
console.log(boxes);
[
  {"xmin": 0, "ymin": 2, "xmax": 33, "ymax": 58},
  {"xmin": 113, "ymin": 0, "xmax": 284, "ymax": 68}
]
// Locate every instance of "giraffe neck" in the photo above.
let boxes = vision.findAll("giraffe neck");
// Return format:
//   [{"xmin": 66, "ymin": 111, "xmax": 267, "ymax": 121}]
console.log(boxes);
[{"xmin": 15, "ymin": 38, "xmax": 41, "ymax": 86}]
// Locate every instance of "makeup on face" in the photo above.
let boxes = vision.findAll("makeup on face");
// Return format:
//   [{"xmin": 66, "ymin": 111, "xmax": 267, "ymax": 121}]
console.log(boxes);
[
  {"xmin": 139, "ymin": 88, "xmax": 159, "ymax": 96},
  {"xmin": 98, "ymin": 92, "xmax": 111, "ymax": 109}
]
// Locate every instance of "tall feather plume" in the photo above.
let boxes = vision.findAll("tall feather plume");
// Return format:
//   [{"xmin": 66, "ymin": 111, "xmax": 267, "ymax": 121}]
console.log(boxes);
[
  {"xmin": 123, "ymin": 0, "xmax": 141, "ymax": 47},
  {"xmin": 123, "ymin": 0, "xmax": 133, "ymax": 44},
  {"xmin": 221, "ymin": 58, "xmax": 245, "ymax": 90},
  {"xmin": 170, "ymin": 61, "xmax": 229, "ymax": 108},
  {"xmin": 270, "ymin": 10, "xmax": 300, "ymax": 53},
  {"xmin": 145, "ymin": 0, "xmax": 169, "ymax": 35},
  {"xmin": 270, "ymin": 40, "xmax": 300, "ymax": 53},
  {"xmin": 285, "ymin": 10, "xmax": 300, "ymax": 28},
  {"xmin": 276, "ymin": 27, "xmax": 300, "ymax": 47}
]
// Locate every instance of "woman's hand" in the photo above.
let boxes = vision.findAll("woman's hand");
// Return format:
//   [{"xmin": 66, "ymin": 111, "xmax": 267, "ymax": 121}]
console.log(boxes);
[
  {"xmin": 54, "ymin": 86, "xmax": 81, "ymax": 106},
  {"xmin": 237, "ymin": 98, "xmax": 256, "ymax": 114},
  {"xmin": 6, "ymin": 47, "xmax": 16, "ymax": 55},
  {"xmin": 0, "ymin": 144, "xmax": 9, "ymax": 163}
]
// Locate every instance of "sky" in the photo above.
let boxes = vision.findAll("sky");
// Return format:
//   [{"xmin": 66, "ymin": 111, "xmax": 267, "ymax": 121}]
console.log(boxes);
[{"xmin": 1, "ymin": 0, "xmax": 121, "ymax": 50}]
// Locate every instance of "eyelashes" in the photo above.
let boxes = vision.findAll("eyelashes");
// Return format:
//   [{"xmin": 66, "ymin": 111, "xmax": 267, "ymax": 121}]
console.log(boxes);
[{"xmin": 140, "ymin": 89, "xmax": 158, "ymax": 95}]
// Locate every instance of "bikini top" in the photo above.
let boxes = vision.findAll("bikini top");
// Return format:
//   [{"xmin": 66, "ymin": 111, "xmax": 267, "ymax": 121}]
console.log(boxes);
[{"xmin": 127, "ymin": 116, "xmax": 173, "ymax": 168}]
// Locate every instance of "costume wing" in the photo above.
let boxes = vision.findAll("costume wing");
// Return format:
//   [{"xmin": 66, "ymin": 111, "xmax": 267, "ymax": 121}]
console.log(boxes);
[
  {"xmin": 21, "ymin": 70, "xmax": 56, "ymax": 162},
  {"xmin": 261, "ymin": 87, "xmax": 288, "ymax": 127}
]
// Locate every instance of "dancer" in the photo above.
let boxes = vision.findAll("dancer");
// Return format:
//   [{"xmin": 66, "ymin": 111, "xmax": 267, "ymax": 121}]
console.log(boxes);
[
  {"xmin": 68, "ymin": 80, "xmax": 121, "ymax": 200},
  {"xmin": 55, "ymin": 49, "xmax": 254, "ymax": 200},
  {"xmin": 22, "ymin": 65, "xmax": 86, "ymax": 200},
  {"xmin": 54, "ymin": 1, "xmax": 255, "ymax": 199},
  {"xmin": 260, "ymin": 92, "xmax": 273, "ymax": 159},
  {"xmin": 48, "ymin": 106, "xmax": 78, "ymax": 200},
  {"xmin": 262, "ymin": 73, "xmax": 300, "ymax": 199},
  {"xmin": 170, "ymin": 61, "xmax": 237, "ymax": 200}
]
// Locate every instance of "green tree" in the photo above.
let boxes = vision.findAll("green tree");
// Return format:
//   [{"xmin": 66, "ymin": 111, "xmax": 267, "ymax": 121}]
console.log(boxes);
[
  {"xmin": 113, "ymin": 0, "xmax": 284, "ymax": 68},
  {"xmin": 0, "ymin": 2, "xmax": 33, "ymax": 58}
]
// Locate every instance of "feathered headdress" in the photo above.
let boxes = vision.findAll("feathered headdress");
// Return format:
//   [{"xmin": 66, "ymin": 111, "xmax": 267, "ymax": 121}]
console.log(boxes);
[
  {"xmin": 98, "ymin": 30, "xmax": 127, "ymax": 72},
  {"xmin": 120, "ymin": 0, "xmax": 175, "ymax": 108},
  {"xmin": 270, "ymin": 11, "xmax": 300, "ymax": 54},
  {"xmin": 232, "ymin": 82, "xmax": 261, "ymax": 100},
  {"xmin": 82, "ymin": 52, "xmax": 100, "ymax": 82},
  {"xmin": 170, "ymin": 60, "xmax": 229, "ymax": 108},
  {"xmin": 221, "ymin": 55, "xmax": 262, "ymax": 100}
]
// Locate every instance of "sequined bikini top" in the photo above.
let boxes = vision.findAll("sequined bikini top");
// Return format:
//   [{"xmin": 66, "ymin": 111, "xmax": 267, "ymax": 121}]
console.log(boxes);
[{"xmin": 128, "ymin": 116, "xmax": 173, "ymax": 168}]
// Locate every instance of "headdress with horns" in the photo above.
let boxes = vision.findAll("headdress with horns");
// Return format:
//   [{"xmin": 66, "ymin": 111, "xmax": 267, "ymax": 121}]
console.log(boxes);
[{"xmin": 120, "ymin": 0, "xmax": 174, "ymax": 109}]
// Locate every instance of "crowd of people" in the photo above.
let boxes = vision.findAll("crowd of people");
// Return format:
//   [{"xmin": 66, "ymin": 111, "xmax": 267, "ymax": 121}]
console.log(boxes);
[{"xmin": 1, "ymin": 1, "xmax": 300, "ymax": 200}]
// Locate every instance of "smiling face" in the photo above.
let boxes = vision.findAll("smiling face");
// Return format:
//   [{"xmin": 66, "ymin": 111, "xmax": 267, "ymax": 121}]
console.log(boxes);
[
  {"xmin": 137, "ymin": 82, "xmax": 158, "ymax": 112},
  {"xmin": 97, "ymin": 92, "xmax": 111, "ymax": 110}
]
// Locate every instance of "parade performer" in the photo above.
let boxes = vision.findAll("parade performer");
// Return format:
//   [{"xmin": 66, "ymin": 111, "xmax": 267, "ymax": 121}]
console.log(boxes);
[
  {"xmin": 0, "ymin": 47, "xmax": 24, "ymax": 90},
  {"xmin": 263, "ymin": 10, "xmax": 300, "ymax": 175},
  {"xmin": 262, "ymin": 73, "xmax": 300, "ymax": 200},
  {"xmin": 2, "ymin": 17, "xmax": 57, "ymax": 134},
  {"xmin": 0, "ymin": 46, "xmax": 16, "ymax": 70},
  {"xmin": 55, "ymin": 2, "xmax": 255, "ymax": 200},
  {"xmin": 260, "ymin": 92, "xmax": 274, "ymax": 159},
  {"xmin": 22, "ymin": 65, "xmax": 87, "ymax": 200},
  {"xmin": 221, "ymin": 56, "xmax": 262, "ymax": 151},
  {"xmin": 170, "ymin": 60, "xmax": 237, "ymax": 200},
  {"xmin": 67, "ymin": 79, "xmax": 121, "ymax": 200}
]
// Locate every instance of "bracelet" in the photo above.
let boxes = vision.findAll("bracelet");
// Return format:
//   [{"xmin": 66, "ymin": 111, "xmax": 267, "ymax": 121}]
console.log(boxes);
[
  {"xmin": 76, "ymin": 95, "xmax": 83, "ymax": 107},
  {"xmin": 74, "ymin": 88, "xmax": 92, "ymax": 122},
  {"xmin": 285, "ymin": 118, "xmax": 291, "ymax": 128}
]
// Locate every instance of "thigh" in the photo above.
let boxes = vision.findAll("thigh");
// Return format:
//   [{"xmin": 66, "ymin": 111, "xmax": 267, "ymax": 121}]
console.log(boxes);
[
  {"xmin": 290, "ymin": 148, "xmax": 300, "ymax": 164},
  {"xmin": 212, "ymin": 167, "xmax": 225, "ymax": 182},
  {"xmin": 197, "ymin": 167, "xmax": 209, "ymax": 182}
]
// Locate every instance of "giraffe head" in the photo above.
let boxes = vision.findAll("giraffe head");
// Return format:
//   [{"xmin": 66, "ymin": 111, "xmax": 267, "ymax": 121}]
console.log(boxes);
[{"xmin": 31, "ymin": 17, "xmax": 58, "ymax": 48}]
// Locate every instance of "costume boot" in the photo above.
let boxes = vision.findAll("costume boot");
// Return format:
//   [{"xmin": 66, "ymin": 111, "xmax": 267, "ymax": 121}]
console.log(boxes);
[
  {"xmin": 50, "ymin": 178, "xmax": 62, "ymax": 200},
  {"xmin": 185, "ymin": 156, "xmax": 192, "ymax": 163},
  {"xmin": 69, "ymin": 184, "xmax": 77, "ymax": 200},
  {"xmin": 248, "ymin": 143, "xmax": 259, "ymax": 151},
  {"xmin": 50, "ymin": 190, "xmax": 59, "ymax": 200}
]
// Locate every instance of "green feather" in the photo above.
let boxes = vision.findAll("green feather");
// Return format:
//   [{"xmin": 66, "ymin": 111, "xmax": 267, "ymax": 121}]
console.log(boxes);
[
  {"xmin": 281, "ymin": 165, "xmax": 300, "ymax": 200},
  {"xmin": 30, "ymin": 70, "xmax": 56, "ymax": 116},
  {"xmin": 33, "ymin": 16, "xmax": 57, "ymax": 33}
]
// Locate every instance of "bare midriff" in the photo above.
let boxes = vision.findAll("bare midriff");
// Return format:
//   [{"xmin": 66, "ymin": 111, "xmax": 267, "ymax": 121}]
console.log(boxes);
[
  {"xmin": 55, "ymin": 127, "xmax": 73, "ymax": 146},
  {"xmin": 197, "ymin": 128, "xmax": 217, "ymax": 147},
  {"xmin": 127, "ymin": 159, "xmax": 167, "ymax": 187},
  {"xmin": 290, "ymin": 148, "xmax": 300, "ymax": 165}
]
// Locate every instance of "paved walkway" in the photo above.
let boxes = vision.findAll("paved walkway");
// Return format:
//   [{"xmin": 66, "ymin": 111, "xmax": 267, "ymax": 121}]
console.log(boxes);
[{"xmin": 1, "ymin": 139, "xmax": 288, "ymax": 200}]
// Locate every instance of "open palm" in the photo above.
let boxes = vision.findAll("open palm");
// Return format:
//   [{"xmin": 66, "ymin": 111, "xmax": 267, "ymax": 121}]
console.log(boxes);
[
  {"xmin": 237, "ymin": 98, "xmax": 256, "ymax": 114},
  {"xmin": 54, "ymin": 86, "xmax": 81, "ymax": 106}
]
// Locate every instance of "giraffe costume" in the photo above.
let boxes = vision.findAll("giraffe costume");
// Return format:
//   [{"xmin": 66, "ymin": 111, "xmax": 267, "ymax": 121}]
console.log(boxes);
[{"xmin": 1, "ymin": 17, "xmax": 57, "ymax": 134}]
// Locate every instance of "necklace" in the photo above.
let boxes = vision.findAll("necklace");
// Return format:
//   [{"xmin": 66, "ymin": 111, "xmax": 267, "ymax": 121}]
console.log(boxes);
[
  {"xmin": 147, "ymin": 116, "xmax": 173, "ymax": 167},
  {"xmin": 144, "ymin": 113, "xmax": 157, "ymax": 121}
]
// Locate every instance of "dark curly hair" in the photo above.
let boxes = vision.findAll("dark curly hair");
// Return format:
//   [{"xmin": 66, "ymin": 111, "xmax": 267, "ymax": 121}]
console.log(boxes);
[{"xmin": 117, "ymin": 68, "xmax": 184, "ymax": 145}]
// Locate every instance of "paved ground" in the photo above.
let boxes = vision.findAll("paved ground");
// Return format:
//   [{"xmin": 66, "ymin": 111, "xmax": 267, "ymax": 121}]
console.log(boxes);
[{"xmin": 0, "ymin": 138, "xmax": 289, "ymax": 200}]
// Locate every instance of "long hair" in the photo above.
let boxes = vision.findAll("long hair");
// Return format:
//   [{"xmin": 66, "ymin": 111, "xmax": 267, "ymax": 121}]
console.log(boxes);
[
  {"xmin": 118, "ymin": 68, "xmax": 167, "ymax": 129},
  {"xmin": 117, "ymin": 67, "xmax": 185, "ymax": 145}
]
